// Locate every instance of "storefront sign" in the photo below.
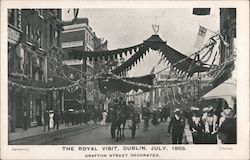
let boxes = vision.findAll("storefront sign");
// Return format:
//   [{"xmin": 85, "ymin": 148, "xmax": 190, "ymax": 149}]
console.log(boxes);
[{"xmin": 8, "ymin": 26, "xmax": 21, "ymax": 44}]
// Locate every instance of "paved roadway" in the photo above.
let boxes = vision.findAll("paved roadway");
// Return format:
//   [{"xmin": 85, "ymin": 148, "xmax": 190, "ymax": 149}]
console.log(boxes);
[
  {"xmin": 40, "ymin": 120, "xmax": 174, "ymax": 145},
  {"xmin": 12, "ymin": 120, "xmax": 188, "ymax": 145}
]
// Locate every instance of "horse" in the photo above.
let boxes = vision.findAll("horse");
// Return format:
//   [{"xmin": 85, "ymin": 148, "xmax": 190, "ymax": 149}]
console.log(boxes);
[{"xmin": 110, "ymin": 101, "xmax": 130, "ymax": 142}]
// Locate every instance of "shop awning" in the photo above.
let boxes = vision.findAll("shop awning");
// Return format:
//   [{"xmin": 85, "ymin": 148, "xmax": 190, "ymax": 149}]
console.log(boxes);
[{"xmin": 202, "ymin": 79, "xmax": 236, "ymax": 100}]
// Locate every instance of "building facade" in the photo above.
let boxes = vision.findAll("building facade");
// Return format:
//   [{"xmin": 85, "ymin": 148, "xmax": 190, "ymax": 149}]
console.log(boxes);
[
  {"xmin": 62, "ymin": 18, "xmax": 108, "ymax": 113},
  {"xmin": 8, "ymin": 9, "xmax": 63, "ymax": 132}
]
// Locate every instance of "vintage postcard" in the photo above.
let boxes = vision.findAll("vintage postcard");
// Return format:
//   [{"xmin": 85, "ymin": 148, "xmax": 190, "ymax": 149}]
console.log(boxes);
[{"xmin": 1, "ymin": 0, "xmax": 249, "ymax": 159}]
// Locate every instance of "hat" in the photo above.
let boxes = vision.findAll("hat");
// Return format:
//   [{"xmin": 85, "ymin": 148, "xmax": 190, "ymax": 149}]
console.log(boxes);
[
  {"xmin": 190, "ymin": 107, "xmax": 199, "ymax": 111},
  {"xmin": 128, "ymin": 100, "xmax": 134, "ymax": 104},
  {"xmin": 221, "ymin": 109, "xmax": 235, "ymax": 118},
  {"xmin": 203, "ymin": 107, "xmax": 209, "ymax": 112},
  {"xmin": 174, "ymin": 108, "xmax": 181, "ymax": 113}
]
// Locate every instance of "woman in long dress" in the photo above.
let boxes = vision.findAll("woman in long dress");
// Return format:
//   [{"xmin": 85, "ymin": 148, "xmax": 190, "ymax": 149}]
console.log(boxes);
[
  {"xmin": 190, "ymin": 111, "xmax": 204, "ymax": 144},
  {"xmin": 49, "ymin": 110, "xmax": 54, "ymax": 129},
  {"xmin": 101, "ymin": 110, "xmax": 107, "ymax": 126},
  {"xmin": 204, "ymin": 111, "xmax": 218, "ymax": 144}
]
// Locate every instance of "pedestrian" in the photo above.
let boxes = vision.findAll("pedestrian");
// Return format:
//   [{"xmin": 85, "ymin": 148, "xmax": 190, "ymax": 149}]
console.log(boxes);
[
  {"xmin": 53, "ymin": 110, "xmax": 60, "ymax": 130},
  {"xmin": 43, "ymin": 110, "xmax": 49, "ymax": 132},
  {"xmin": 168, "ymin": 109, "xmax": 185, "ymax": 144},
  {"xmin": 101, "ymin": 110, "xmax": 108, "ymax": 126},
  {"xmin": 217, "ymin": 108, "xmax": 237, "ymax": 144},
  {"xmin": 190, "ymin": 110, "xmax": 204, "ymax": 144},
  {"xmin": 49, "ymin": 110, "xmax": 54, "ymax": 129},
  {"xmin": 128, "ymin": 101, "xmax": 137, "ymax": 139},
  {"xmin": 151, "ymin": 109, "xmax": 159, "ymax": 125},
  {"xmin": 8, "ymin": 113, "xmax": 12, "ymax": 133},
  {"xmin": 23, "ymin": 111, "xmax": 28, "ymax": 131},
  {"xmin": 65, "ymin": 110, "xmax": 70, "ymax": 126},
  {"xmin": 203, "ymin": 108, "xmax": 218, "ymax": 144},
  {"xmin": 110, "ymin": 99, "xmax": 118, "ymax": 139},
  {"xmin": 131, "ymin": 110, "xmax": 137, "ymax": 139},
  {"xmin": 142, "ymin": 103, "xmax": 150, "ymax": 131}
]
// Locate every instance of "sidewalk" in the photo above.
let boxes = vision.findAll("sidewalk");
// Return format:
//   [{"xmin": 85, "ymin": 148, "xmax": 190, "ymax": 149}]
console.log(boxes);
[{"xmin": 9, "ymin": 121, "xmax": 98, "ymax": 142}]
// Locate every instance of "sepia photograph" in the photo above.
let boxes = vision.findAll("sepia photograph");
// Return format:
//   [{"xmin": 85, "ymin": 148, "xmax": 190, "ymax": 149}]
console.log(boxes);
[
  {"xmin": 1, "ymin": 1, "xmax": 249, "ymax": 160},
  {"xmin": 7, "ymin": 8, "xmax": 237, "ymax": 145}
]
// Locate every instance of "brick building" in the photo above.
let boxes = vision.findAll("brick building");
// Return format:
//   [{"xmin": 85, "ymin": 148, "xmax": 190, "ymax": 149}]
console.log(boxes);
[{"xmin": 8, "ymin": 9, "xmax": 64, "ymax": 132}]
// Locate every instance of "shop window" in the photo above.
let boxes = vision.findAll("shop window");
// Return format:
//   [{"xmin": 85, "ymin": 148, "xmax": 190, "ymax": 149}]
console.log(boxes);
[{"xmin": 30, "ymin": 95, "xmax": 37, "ymax": 124}]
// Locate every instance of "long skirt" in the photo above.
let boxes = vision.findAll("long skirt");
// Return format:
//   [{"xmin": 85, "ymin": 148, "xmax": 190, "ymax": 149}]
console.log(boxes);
[{"xmin": 49, "ymin": 117, "xmax": 54, "ymax": 129}]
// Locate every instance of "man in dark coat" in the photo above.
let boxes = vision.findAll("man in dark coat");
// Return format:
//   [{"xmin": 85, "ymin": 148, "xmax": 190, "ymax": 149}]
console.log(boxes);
[
  {"xmin": 217, "ymin": 109, "xmax": 237, "ymax": 144},
  {"xmin": 142, "ymin": 103, "xmax": 151, "ymax": 131},
  {"xmin": 44, "ymin": 110, "xmax": 49, "ymax": 132},
  {"xmin": 168, "ymin": 109, "xmax": 185, "ymax": 144},
  {"xmin": 110, "ymin": 99, "xmax": 119, "ymax": 139},
  {"xmin": 23, "ymin": 111, "xmax": 28, "ymax": 131},
  {"xmin": 53, "ymin": 110, "xmax": 60, "ymax": 130}
]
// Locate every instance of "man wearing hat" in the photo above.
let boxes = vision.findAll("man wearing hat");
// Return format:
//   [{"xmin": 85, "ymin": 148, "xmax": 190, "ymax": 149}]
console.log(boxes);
[
  {"xmin": 217, "ymin": 108, "xmax": 236, "ymax": 144},
  {"xmin": 168, "ymin": 108, "xmax": 185, "ymax": 144}
]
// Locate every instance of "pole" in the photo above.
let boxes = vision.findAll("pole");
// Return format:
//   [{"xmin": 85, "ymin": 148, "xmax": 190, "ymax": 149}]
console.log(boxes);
[{"xmin": 197, "ymin": 72, "xmax": 200, "ymax": 108}]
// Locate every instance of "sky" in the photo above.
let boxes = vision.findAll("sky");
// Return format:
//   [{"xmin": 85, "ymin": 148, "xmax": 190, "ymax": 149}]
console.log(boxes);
[{"xmin": 62, "ymin": 8, "xmax": 220, "ymax": 77}]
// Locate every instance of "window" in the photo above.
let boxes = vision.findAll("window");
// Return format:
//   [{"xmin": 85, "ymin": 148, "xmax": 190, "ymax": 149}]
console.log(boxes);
[
  {"xmin": 54, "ymin": 30, "xmax": 61, "ymax": 47},
  {"xmin": 38, "ymin": 30, "xmax": 42, "ymax": 49},
  {"xmin": 26, "ymin": 23, "xmax": 31, "ymax": 42},
  {"xmin": 8, "ymin": 9, "xmax": 16, "ymax": 26},
  {"xmin": 86, "ymin": 32, "xmax": 88, "ymax": 44},
  {"xmin": 88, "ymin": 34, "xmax": 91, "ymax": 45},
  {"xmin": 49, "ymin": 25, "xmax": 53, "ymax": 46}
]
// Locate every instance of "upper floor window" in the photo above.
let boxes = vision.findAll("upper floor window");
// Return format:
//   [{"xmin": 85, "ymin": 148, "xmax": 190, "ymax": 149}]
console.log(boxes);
[
  {"xmin": 38, "ymin": 30, "xmax": 42, "ymax": 49},
  {"xmin": 54, "ymin": 30, "xmax": 60, "ymax": 47},
  {"xmin": 26, "ymin": 23, "xmax": 31, "ymax": 42},
  {"xmin": 8, "ymin": 9, "xmax": 19, "ymax": 27},
  {"xmin": 49, "ymin": 24, "xmax": 53, "ymax": 46}
]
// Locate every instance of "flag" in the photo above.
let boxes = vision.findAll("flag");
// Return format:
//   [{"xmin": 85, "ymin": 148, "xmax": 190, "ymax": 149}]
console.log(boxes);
[
  {"xmin": 193, "ymin": 8, "xmax": 211, "ymax": 15},
  {"xmin": 194, "ymin": 25, "xmax": 208, "ymax": 49}
]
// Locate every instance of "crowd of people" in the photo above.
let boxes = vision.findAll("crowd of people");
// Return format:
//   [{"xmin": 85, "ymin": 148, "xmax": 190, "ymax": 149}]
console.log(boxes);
[
  {"xmin": 15, "ymin": 97, "xmax": 236, "ymax": 145},
  {"xmin": 186, "ymin": 106, "xmax": 237, "ymax": 144},
  {"xmin": 167, "ymin": 105, "xmax": 237, "ymax": 144},
  {"xmin": 42, "ymin": 108, "xmax": 103, "ymax": 132}
]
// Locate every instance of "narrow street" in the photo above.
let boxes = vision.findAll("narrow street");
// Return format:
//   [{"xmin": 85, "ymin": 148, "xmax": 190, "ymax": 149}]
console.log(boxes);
[{"xmin": 36, "ymin": 120, "xmax": 175, "ymax": 145}]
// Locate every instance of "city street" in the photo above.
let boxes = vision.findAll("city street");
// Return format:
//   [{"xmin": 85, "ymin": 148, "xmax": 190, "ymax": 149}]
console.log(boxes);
[
  {"xmin": 44, "ymin": 121, "xmax": 174, "ymax": 145},
  {"xmin": 11, "ymin": 120, "xmax": 185, "ymax": 145}
]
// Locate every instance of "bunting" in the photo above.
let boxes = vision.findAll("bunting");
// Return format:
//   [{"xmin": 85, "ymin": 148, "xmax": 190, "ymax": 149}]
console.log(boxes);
[{"xmin": 67, "ymin": 34, "xmax": 210, "ymax": 76}]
